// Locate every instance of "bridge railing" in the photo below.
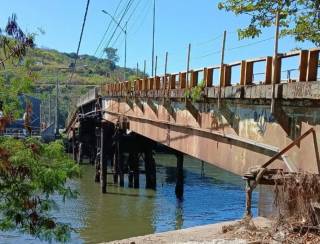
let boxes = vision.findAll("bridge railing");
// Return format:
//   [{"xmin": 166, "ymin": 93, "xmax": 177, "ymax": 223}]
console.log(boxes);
[
  {"xmin": 101, "ymin": 48, "xmax": 319, "ymax": 98},
  {"xmin": 76, "ymin": 87, "xmax": 99, "ymax": 107}
]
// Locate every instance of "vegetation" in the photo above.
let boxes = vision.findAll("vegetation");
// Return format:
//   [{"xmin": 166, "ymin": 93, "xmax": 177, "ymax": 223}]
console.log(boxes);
[
  {"xmin": 0, "ymin": 138, "xmax": 79, "ymax": 242},
  {"xmin": 0, "ymin": 14, "xmax": 36, "ymax": 119},
  {"xmin": 218, "ymin": 0, "xmax": 320, "ymax": 46},
  {"xmin": 184, "ymin": 81, "xmax": 206, "ymax": 102},
  {"xmin": 0, "ymin": 14, "xmax": 80, "ymax": 242}
]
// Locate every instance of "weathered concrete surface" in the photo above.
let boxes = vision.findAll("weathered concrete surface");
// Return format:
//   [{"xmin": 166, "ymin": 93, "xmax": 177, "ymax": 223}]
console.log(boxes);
[
  {"xmin": 103, "ymin": 95, "xmax": 320, "ymax": 176},
  {"xmin": 103, "ymin": 217, "xmax": 271, "ymax": 244}
]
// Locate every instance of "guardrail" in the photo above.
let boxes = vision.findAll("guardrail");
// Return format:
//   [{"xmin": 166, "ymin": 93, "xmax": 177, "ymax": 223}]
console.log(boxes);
[
  {"xmin": 76, "ymin": 87, "xmax": 99, "ymax": 107},
  {"xmin": 101, "ymin": 48, "xmax": 320, "ymax": 97}
]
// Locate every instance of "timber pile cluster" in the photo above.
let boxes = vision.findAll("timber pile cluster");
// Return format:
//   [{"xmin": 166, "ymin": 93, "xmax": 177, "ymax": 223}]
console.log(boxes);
[{"xmin": 223, "ymin": 173, "xmax": 320, "ymax": 243}]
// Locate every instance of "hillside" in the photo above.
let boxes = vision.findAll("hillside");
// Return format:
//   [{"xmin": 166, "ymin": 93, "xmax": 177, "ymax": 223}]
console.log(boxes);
[
  {"xmin": 27, "ymin": 47, "xmax": 138, "ymax": 85},
  {"xmin": 1, "ymin": 47, "xmax": 140, "ymax": 128}
]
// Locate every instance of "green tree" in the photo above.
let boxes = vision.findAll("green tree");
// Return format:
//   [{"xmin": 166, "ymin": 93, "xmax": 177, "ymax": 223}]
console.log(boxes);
[
  {"xmin": 0, "ymin": 138, "xmax": 79, "ymax": 242},
  {"xmin": 103, "ymin": 47, "xmax": 119, "ymax": 64},
  {"xmin": 0, "ymin": 15, "xmax": 80, "ymax": 242},
  {"xmin": 0, "ymin": 14, "xmax": 36, "ymax": 118},
  {"xmin": 218, "ymin": 0, "xmax": 320, "ymax": 46}
]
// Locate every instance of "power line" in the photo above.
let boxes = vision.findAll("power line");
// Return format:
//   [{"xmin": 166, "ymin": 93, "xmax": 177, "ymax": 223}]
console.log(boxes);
[
  {"xmin": 68, "ymin": 0, "xmax": 91, "ymax": 85},
  {"xmin": 110, "ymin": 0, "xmax": 142, "ymax": 48},
  {"xmin": 93, "ymin": 0, "xmax": 124, "ymax": 56},
  {"xmin": 130, "ymin": 0, "xmax": 152, "ymax": 36},
  {"xmin": 226, "ymin": 37, "xmax": 274, "ymax": 52},
  {"xmin": 194, "ymin": 34, "xmax": 223, "ymax": 47},
  {"xmin": 99, "ymin": 0, "xmax": 134, "ymax": 58}
]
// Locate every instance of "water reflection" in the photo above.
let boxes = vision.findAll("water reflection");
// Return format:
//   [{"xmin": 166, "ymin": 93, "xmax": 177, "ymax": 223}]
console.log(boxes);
[{"xmin": 0, "ymin": 153, "xmax": 258, "ymax": 243}]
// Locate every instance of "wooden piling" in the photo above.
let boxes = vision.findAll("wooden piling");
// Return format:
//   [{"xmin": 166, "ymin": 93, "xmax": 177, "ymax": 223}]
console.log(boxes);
[
  {"xmin": 175, "ymin": 153, "xmax": 184, "ymax": 199},
  {"xmin": 72, "ymin": 128, "xmax": 76, "ymax": 161},
  {"xmin": 119, "ymin": 149, "xmax": 125, "ymax": 187},
  {"xmin": 145, "ymin": 150, "xmax": 156, "ymax": 190},
  {"xmin": 133, "ymin": 153, "xmax": 140, "ymax": 188},
  {"xmin": 100, "ymin": 124, "xmax": 107, "ymax": 193},
  {"xmin": 113, "ymin": 148, "xmax": 119, "ymax": 184},
  {"xmin": 128, "ymin": 153, "xmax": 134, "ymax": 188}
]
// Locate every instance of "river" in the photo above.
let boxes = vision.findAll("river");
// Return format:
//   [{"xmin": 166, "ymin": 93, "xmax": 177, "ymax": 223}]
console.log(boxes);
[{"xmin": 0, "ymin": 153, "xmax": 258, "ymax": 243}]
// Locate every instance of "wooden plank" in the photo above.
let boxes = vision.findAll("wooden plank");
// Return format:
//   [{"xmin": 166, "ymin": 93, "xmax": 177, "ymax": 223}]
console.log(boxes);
[
  {"xmin": 219, "ymin": 65, "xmax": 225, "ymax": 87},
  {"xmin": 299, "ymin": 50, "xmax": 309, "ymax": 82},
  {"xmin": 223, "ymin": 65, "xmax": 231, "ymax": 87},
  {"xmin": 179, "ymin": 72, "xmax": 186, "ymax": 89},
  {"xmin": 155, "ymin": 76, "xmax": 161, "ymax": 90},
  {"xmin": 204, "ymin": 67, "xmax": 213, "ymax": 87},
  {"xmin": 265, "ymin": 57, "xmax": 272, "ymax": 84},
  {"xmin": 190, "ymin": 70, "xmax": 199, "ymax": 88},
  {"xmin": 150, "ymin": 78, "xmax": 155, "ymax": 90},
  {"xmin": 245, "ymin": 62, "xmax": 253, "ymax": 85},
  {"xmin": 170, "ymin": 75, "xmax": 176, "ymax": 89},
  {"xmin": 272, "ymin": 56, "xmax": 282, "ymax": 84},
  {"xmin": 240, "ymin": 61, "xmax": 246, "ymax": 86},
  {"xmin": 307, "ymin": 49, "xmax": 319, "ymax": 81}
]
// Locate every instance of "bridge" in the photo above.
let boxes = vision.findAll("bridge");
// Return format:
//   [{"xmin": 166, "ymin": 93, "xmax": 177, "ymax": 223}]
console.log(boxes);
[{"xmin": 66, "ymin": 48, "xmax": 320, "ymax": 213}]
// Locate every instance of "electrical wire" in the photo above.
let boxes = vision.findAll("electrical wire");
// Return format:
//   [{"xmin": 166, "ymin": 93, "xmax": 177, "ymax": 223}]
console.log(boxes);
[
  {"xmin": 110, "ymin": 0, "xmax": 142, "ymax": 48},
  {"xmin": 99, "ymin": 0, "xmax": 135, "ymax": 58},
  {"xmin": 93, "ymin": 0, "xmax": 124, "ymax": 56},
  {"xmin": 68, "ymin": 0, "xmax": 91, "ymax": 85},
  {"xmin": 226, "ymin": 37, "xmax": 274, "ymax": 52}
]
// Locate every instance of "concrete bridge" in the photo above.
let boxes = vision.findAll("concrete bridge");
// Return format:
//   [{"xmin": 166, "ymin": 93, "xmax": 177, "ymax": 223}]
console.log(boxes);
[{"xmin": 66, "ymin": 48, "xmax": 320, "ymax": 208}]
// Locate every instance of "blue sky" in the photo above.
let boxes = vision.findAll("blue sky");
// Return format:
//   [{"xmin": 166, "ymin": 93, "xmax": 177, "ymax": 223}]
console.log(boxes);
[{"xmin": 0, "ymin": 0, "xmax": 315, "ymax": 78}]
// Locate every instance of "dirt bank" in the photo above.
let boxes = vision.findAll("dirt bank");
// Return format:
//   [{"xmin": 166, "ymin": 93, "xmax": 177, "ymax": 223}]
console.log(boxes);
[{"xmin": 103, "ymin": 217, "xmax": 271, "ymax": 244}]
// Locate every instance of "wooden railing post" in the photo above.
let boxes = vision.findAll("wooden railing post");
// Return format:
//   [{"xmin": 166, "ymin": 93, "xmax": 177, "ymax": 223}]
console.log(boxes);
[
  {"xmin": 299, "ymin": 50, "xmax": 309, "ymax": 82},
  {"xmin": 222, "ymin": 65, "xmax": 231, "ymax": 87},
  {"xmin": 155, "ymin": 76, "xmax": 160, "ymax": 90},
  {"xmin": 307, "ymin": 49, "xmax": 320, "ymax": 81},
  {"xmin": 219, "ymin": 65, "xmax": 226, "ymax": 87},
  {"xmin": 240, "ymin": 61, "xmax": 246, "ymax": 86},
  {"xmin": 143, "ymin": 78, "xmax": 148, "ymax": 91},
  {"xmin": 245, "ymin": 62, "xmax": 253, "ymax": 85},
  {"xmin": 204, "ymin": 68, "xmax": 213, "ymax": 87},
  {"xmin": 179, "ymin": 72, "xmax": 186, "ymax": 89},
  {"xmin": 265, "ymin": 56, "xmax": 272, "ymax": 84},
  {"xmin": 272, "ymin": 56, "xmax": 282, "ymax": 84},
  {"xmin": 170, "ymin": 75, "xmax": 176, "ymax": 89},
  {"xmin": 190, "ymin": 70, "xmax": 198, "ymax": 87},
  {"xmin": 148, "ymin": 78, "xmax": 153, "ymax": 90}
]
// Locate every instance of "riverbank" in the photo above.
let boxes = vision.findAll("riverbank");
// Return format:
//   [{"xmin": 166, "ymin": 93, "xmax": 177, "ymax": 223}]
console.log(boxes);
[{"xmin": 104, "ymin": 217, "xmax": 271, "ymax": 244}]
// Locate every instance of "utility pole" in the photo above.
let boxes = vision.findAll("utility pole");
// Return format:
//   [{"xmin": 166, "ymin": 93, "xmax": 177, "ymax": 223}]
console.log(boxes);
[
  {"xmin": 48, "ymin": 94, "xmax": 51, "ymax": 125},
  {"xmin": 186, "ymin": 43, "xmax": 191, "ymax": 88},
  {"xmin": 151, "ymin": 0, "xmax": 156, "ymax": 77},
  {"xmin": 271, "ymin": 10, "xmax": 280, "ymax": 114},
  {"xmin": 218, "ymin": 30, "xmax": 227, "ymax": 110},
  {"xmin": 144, "ymin": 60, "xmax": 147, "ymax": 78},
  {"xmin": 55, "ymin": 79, "xmax": 59, "ymax": 136},
  {"xmin": 155, "ymin": 55, "xmax": 158, "ymax": 77},
  {"xmin": 124, "ymin": 21, "xmax": 128, "ymax": 81},
  {"xmin": 164, "ymin": 51, "xmax": 168, "ymax": 75},
  {"xmin": 136, "ymin": 62, "xmax": 139, "ymax": 77}
]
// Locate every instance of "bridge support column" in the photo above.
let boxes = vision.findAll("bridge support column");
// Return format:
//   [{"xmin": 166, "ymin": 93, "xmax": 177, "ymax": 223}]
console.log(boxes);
[
  {"xmin": 72, "ymin": 129, "xmax": 76, "ymax": 161},
  {"xmin": 119, "ymin": 151, "xmax": 125, "ymax": 187},
  {"xmin": 100, "ymin": 123, "xmax": 107, "ymax": 193},
  {"xmin": 128, "ymin": 153, "xmax": 134, "ymax": 188},
  {"xmin": 128, "ymin": 152, "xmax": 139, "ymax": 188},
  {"xmin": 133, "ymin": 153, "xmax": 140, "ymax": 189},
  {"xmin": 175, "ymin": 153, "xmax": 184, "ymax": 200},
  {"xmin": 95, "ymin": 127, "xmax": 101, "ymax": 183},
  {"xmin": 145, "ymin": 150, "xmax": 156, "ymax": 190}
]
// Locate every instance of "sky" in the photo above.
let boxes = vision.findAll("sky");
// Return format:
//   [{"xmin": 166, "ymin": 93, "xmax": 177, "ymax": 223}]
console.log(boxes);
[{"xmin": 0, "ymin": 0, "xmax": 315, "ymax": 81}]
